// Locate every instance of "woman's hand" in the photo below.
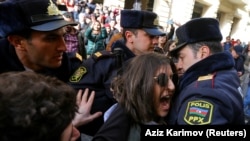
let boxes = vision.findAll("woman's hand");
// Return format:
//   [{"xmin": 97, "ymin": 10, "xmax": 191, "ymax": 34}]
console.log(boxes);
[{"xmin": 72, "ymin": 88, "xmax": 102, "ymax": 127}]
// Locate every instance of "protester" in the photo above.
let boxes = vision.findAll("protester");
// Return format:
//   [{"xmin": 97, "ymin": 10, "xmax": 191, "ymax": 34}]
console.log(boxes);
[
  {"xmin": 0, "ymin": 71, "xmax": 80, "ymax": 141},
  {"xmin": 68, "ymin": 9, "xmax": 165, "ymax": 136},
  {"xmin": 92, "ymin": 52, "xmax": 175, "ymax": 141},
  {"xmin": 85, "ymin": 20, "xmax": 107, "ymax": 57},
  {"xmin": 0, "ymin": 0, "xmax": 102, "ymax": 128},
  {"xmin": 167, "ymin": 18, "xmax": 245, "ymax": 125}
]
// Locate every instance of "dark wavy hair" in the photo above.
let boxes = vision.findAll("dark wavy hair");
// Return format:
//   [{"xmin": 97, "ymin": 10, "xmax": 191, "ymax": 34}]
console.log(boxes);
[
  {"xmin": 0, "ymin": 71, "xmax": 78, "ymax": 141},
  {"xmin": 112, "ymin": 52, "xmax": 173, "ymax": 125}
]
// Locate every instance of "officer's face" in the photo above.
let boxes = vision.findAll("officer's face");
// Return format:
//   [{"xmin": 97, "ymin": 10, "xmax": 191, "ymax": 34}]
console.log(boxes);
[
  {"xmin": 13, "ymin": 28, "xmax": 67, "ymax": 71},
  {"xmin": 127, "ymin": 29, "xmax": 159, "ymax": 55},
  {"xmin": 174, "ymin": 45, "xmax": 205, "ymax": 74},
  {"xmin": 153, "ymin": 65, "xmax": 175, "ymax": 118}
]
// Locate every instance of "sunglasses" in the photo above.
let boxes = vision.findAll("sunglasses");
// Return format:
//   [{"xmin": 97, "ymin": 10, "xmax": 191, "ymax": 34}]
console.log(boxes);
[{"xmin": 154, "ymin": 73, "xmax": 168, "ymax": 87}]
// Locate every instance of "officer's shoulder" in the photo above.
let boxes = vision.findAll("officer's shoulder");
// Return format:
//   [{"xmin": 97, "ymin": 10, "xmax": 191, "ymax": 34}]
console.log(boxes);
[
  {"xmin": 197, "ymin": 74, "xmax": 214, "ymax": 81},
  {"xmin": 91, "ymin": 50, "xmax": 114, "ymax": 62},
  {"xmin": 67, "ymin": 52, "xmax": 83, "ymax": 62}
]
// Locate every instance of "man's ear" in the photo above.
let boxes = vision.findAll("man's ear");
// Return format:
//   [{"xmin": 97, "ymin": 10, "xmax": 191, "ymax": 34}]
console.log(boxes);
[
  {"xmin": 200, "ymin": 45, "xmax": 210, "ymax": 59},
  {"xmin": 125, "ymin": 30, "xmax": 133, "ymax": 43},
  {"xmin": 7, "ymin": 35, "xmax": 26, "ymax": 50}
]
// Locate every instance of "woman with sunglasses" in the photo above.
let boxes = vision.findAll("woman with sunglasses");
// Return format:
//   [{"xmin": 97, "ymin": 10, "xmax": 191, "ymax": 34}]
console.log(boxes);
[{"xmin": 92, "ymin": 52, "xmax": 176, "ymax": 141}]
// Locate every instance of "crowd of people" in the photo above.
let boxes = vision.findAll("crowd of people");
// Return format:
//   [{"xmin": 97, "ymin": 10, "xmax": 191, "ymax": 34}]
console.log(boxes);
[
  {"xmin": 0, "ymin": 0, "xmax": 249, "ymax": 141},
  {"xmin": 56, "ymin": 0, "xmax": 123, "ymax": 59}
]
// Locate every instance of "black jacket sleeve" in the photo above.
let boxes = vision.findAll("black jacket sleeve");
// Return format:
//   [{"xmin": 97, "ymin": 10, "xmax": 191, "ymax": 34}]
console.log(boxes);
[{"xmin": 92, "ymin": 104, "xmax": 131, "ymax": 141}]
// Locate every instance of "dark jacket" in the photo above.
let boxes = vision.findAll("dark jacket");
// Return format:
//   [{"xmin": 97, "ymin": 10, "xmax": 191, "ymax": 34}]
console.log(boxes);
[
  {"xmin": 234, "ymin": 54, "xmax": 245, "ymax": 75},
  {"xmin": 167, "ymin": 51, "xmax": 245, "ymax": 125},
  {"xmin": 68, "ymin": 39, "xmax": 135, "ymax": 136},
  {"xmin": 0, "ymin": 38, "xmax": 81, "ymax": 82},
  {"xmin": 92, "ymin": 104, "xmax": 131, "ymax": 141}
]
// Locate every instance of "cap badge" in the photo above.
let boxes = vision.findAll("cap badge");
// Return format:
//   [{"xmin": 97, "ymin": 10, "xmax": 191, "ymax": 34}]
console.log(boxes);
[
  {"xmin": 47, "ymin": 0, "xmax": 61, "ymax": 16},
  {"xmin": 153, "ymin": 17, "xmax": 158, "ymax": 26},
  {"xmin": 175, "ymin": 37, "xmax": 179, "ymax": 45}
]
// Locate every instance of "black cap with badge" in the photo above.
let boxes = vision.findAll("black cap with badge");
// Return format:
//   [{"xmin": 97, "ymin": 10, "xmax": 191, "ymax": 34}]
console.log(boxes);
[
  {"xmin": 0, "ymin": 0, "xmax": 77, "ymax": 37},
  {"xmin": 170, "ymin": 18, "xmax": 223, "ymax": 56},
  {"xmin": 120, "ymin": 9, "xmax": 165, "ymax": 36}
]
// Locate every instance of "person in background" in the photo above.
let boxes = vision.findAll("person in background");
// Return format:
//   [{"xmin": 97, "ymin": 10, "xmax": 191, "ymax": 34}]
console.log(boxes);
[
  {"xmin": 63, "ymin": 12, "xmax": 87, "ymax": 60},
  {"xmin": 64, "ymin": 25, "xmax": 80, "ymax": 53},
  {"xmin": 92, "ymin": 52, "xmax": 175, "ymax": 141},
  {"xmin": 105, "ymin": 27, "xmax": 123, "ymax": 51},
  {"xmin": 230, "ymin": 45, "xmax": 245, "ymax": 77},
  {"xmin": 103, "ymin": 23, "xmax": 112, "ymax": 48},
  {"xmin": 163, "ymin": 39, "xmax": 176, "ymax": 56},
  {"xmin": 85, "ymin": 20, "xmax": 107, "ymax": 57},
  {"xmin": 62, "ymin": 0, "xmax": 75, "ymax": 19},
  {"xmin": 222, "ymin": 36, "xmax": 232, "ymax": 52},
  {"xmin": 68, "ymin": 9, "xmax": 165, "ymax": 136},
  {"xmin": 242, "ymin": 42, "xmax": 250, "ymax": 97},
  {"xmin": 167, "ymin": 18, "xmax": 245, "ymax": 125},
  {"xmin": 0, "ymin": 71, "xmax": 80, "ymax": 141},
  {"xmin": 157, "ymin": 33, "xmax": 168, "ymax": 54},
  {"xmin": 108, "ymin": 19, "xmax": 119, "ymax": 36}
]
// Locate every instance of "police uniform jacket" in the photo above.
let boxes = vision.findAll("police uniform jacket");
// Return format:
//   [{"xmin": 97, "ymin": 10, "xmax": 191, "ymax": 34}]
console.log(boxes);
[
  {"xmin": 167, "ymin": 51, "xmax": 245, "ymax": 125},
  {"xmin": 0, "ymin": 38, "xmax": 82, "ymax": 82},
  {"xmin": 68, "ymin": 39, "xmax": 135, "ymax": 135}
]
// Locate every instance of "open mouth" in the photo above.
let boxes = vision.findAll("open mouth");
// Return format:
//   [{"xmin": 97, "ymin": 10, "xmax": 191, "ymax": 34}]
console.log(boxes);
[{"xmin": 160, "ymin": 95, "xmax": 171, "ymax": 103}]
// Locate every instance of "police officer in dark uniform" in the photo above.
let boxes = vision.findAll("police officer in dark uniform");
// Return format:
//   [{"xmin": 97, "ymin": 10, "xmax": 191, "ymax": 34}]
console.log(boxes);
[
  {"xmin": 167, "ymin": 18, "xmax": 245, "ymax": 125},
  {"xmin": 68, "ymin": 9, "xmax": 166, "ymax": 136},
  {"xmin": 0, "ymin": 0, "xmax": 82, "ymax": 82},
  {"xmin": 0, "ymin": 0, "xmax": 105, "ymax": 135}
]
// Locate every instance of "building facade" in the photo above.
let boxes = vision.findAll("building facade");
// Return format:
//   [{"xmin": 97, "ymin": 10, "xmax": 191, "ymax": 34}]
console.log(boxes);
[{"xmin": 102, "ymin": 0, "xmax": 250, "ymax": 43}]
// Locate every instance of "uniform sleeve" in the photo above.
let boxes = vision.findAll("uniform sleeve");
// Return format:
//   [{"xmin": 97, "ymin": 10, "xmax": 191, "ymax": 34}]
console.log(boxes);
[{"xmin": 176, "ymin": 87, "xmax": 243, "ymax": 125}]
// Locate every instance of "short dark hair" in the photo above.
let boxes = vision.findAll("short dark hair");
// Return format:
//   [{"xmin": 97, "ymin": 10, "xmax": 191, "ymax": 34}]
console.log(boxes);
[
  {"xmin": 188, "ymin": 41, "xmax": 223, "ymax": 56},
  {"xmin": 0, "ymin": 71, "xmax": 77, "ymax": 141}
]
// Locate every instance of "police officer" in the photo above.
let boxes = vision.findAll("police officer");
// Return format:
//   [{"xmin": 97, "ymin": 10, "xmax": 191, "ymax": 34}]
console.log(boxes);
[
  {"xmin": 167, "ymin": 18, "xmax": 245, "ymax": 125},
  {"xmin": 0, "ymin": 0, "xmax": 103, "ymax": 130},
  {"xmin": 68, "ymin": 9, "xmax": 166, "ymax": 136},
  {"xmin": 0, "ymin": 0, "xmax": 82, "ymax": 82}
]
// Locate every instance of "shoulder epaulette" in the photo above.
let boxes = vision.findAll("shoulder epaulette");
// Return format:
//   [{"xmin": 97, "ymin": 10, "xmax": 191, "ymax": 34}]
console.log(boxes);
[
  {"xmin": 67, "ymin": 52, "xmax": 83, "ymax": 62},
  {"xmin": 75, "ymin": 53, "xmax": 83, "ymax": 62},
  {"xmin": 197, "ymin": 74, "xmax": 214, "ymax": 81},
  {"xmin": 91, "ymin": 51, "xmax": 114, "ymax": 61},
  {"xmin": 196, "ymin": 73, "xmax": 216, "ymax": 88}
]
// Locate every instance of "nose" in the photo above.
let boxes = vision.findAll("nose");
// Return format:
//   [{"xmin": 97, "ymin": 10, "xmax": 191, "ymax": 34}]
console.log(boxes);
[
  {"xmin": 70, "ymin": 126, "xmax": 81, "ymax": 141},
  {"xmin": 174, "ymin": 58, "xmax": 182, "ymax": 69},
  {"xmin": 58, "ymin": 37, "xmax": 67, "ymax": 52},
  {"xmin": 167, "ymin": 79, "xmax": 175, "ymax": 93},
  {"xmin": 152, "ymin": 36, "xmax": 159, "ymax": 45}
]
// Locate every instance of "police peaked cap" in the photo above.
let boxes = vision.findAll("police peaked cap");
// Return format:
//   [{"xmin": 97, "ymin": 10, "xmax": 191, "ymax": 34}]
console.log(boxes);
[
  {"xmin": 0, "ymin": 0, "xmax": 77, "ymax": 37},
  {"xmin": 170, "ymin": 18, "xmax": 223, "ymax": 54},
  {"xmin": 120, "ymin": 9, "xmax": 165, "ymax": 36}
]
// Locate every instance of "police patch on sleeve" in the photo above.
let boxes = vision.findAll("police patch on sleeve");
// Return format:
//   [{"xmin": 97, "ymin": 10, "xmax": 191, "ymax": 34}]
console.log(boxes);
[
  {"xmin": 184, "ymin": 100, "xmax": 213, "ymax": 125},
  {"xmin": 69, "ymin": 66, "xmax": 87, "ymax": 82}
]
